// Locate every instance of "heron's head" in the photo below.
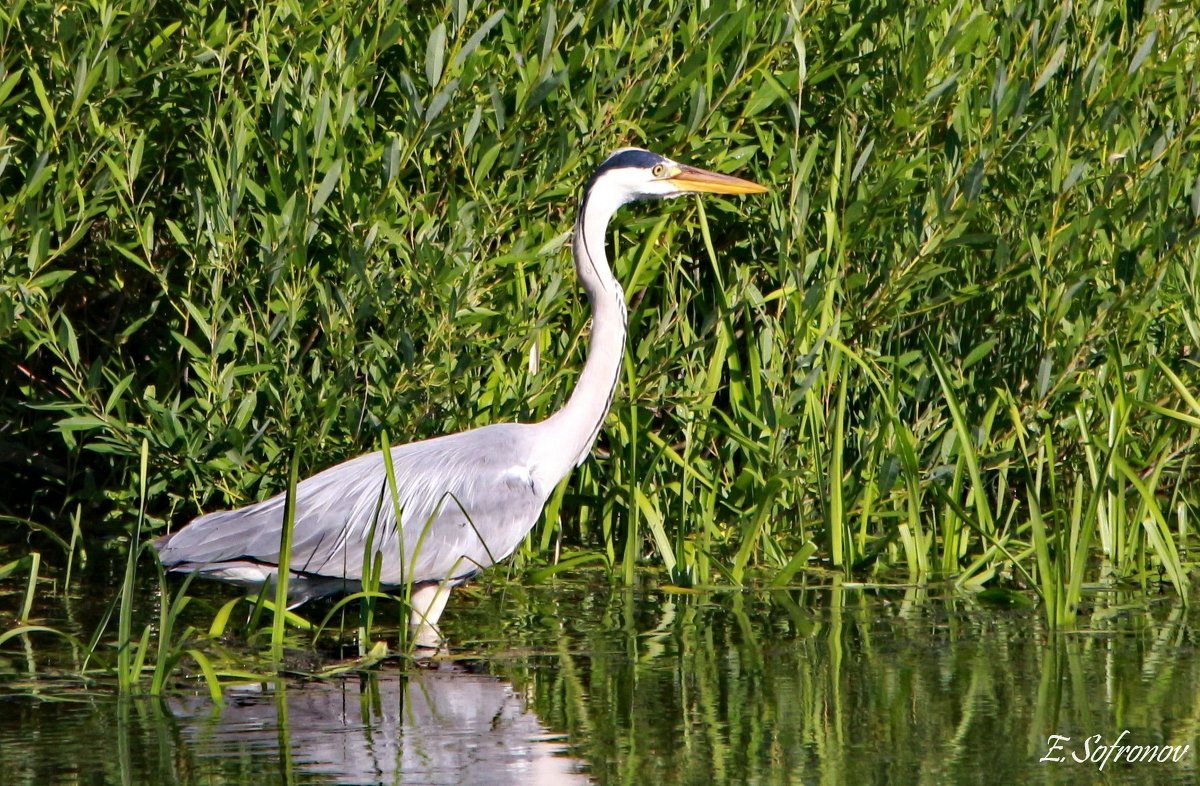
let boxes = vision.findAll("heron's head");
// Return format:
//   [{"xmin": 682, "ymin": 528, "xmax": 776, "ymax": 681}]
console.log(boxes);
[{"xmin": 585, "ymin": 148, "xmax": 768, "ymax": 206}]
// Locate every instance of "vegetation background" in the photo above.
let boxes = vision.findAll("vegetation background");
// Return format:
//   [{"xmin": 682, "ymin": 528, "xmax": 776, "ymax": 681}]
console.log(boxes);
[{"xmin": 2, "ymin": 0, "xmax": 1199, "ymax": 626}]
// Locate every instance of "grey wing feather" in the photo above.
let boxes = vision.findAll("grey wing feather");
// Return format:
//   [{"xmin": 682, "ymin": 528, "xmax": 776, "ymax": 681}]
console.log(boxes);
[{"xmin": 157, "ymin": 423, "xmax": 549, "ymax": 585}]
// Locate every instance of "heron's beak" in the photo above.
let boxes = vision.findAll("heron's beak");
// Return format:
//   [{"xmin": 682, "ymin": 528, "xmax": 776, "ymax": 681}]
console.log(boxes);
[{"xmin": 667, "ymin": 164, "xmax": 769, "ymax": 195}]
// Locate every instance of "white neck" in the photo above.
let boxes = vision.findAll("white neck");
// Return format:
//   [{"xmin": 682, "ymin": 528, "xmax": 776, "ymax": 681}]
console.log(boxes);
[{"xmin": 539, "ymin": 182, "xmax": 630, "ymax": 482}]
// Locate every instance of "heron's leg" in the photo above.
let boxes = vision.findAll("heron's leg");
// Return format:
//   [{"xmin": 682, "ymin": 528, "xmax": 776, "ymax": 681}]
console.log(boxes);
[{"xmin": 408, "ymin": 582, "xmax": 452, "ymax": 648}]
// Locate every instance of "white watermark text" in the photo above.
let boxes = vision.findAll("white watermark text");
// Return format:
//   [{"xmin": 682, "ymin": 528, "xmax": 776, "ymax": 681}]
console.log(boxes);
[{"xmin": 1041, "ymin": 731, "xmax": 1190, "ymax": 772}]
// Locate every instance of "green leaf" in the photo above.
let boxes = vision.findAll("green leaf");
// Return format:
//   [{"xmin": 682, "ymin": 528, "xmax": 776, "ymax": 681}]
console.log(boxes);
[
  {"xmin": 0, "ymin": 556, "xmax": 33, "ymax": 580},
  {"xmin": 425, "ymin": 78, "xmax": 459, "ymax": 123},
  {"xmin": 426, "ymin": 22, "xmax": 446, "ymax": 86},
  {"xmin": 1033, "ymin": 41, "xmax": 1067, "ymax": 93},
  {"xmin": 1128, "ymin": 30, "xmax": 1157, "ymax": 75},
  {"xmin": 187, "ymin": 649, "xmax": 226, "ymax": 708},
  {"xmin": 453, "ymin": 10, "xmax": 505, "ymax": 69},
  {"xmin": 962, "ymin": 338, "xmax": 997, "ymax": 370},
  {"xmin": 54, "ymin": 415, "xmax": 107, "ymax": 433},
  {"xmin": 634, "ymin": 489, "xmax": 676, "ymax": 574},
  {"xmin": 27, "ymin": 69, "xmax": 55, "ymax": 129},
  {"xmin": 311, "ymin": 159, "xmax": 343, "ymax": 216},
  {"xmin": 0, "ymin": 68, "xmax": 24, "ymax": 108}
]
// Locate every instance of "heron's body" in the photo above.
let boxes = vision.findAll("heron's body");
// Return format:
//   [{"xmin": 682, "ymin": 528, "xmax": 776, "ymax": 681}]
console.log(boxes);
[
  {"xmin": 160, "ymin": 423, "xmax": 550, "ymax": 598},
  {"xmin": 155, "ymin": 148, "xmax": 765, "ymax": 646}
]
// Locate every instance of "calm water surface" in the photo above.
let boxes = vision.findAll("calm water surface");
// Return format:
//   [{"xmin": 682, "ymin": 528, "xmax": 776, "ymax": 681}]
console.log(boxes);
[{"xmin": 1, "ymin": 563, "xmax": 1197, "ymax": 785}]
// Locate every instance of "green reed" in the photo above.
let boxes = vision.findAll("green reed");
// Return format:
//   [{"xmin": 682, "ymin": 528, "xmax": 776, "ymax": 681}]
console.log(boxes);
[
  {"xmin": 270, "ymin": 449, "xmax": 300, "ymax": 664},
  {"xmin": 0, "ymin": 0, "xmax": 1196, "ymax": 646},
  {"xmin": 115, "ymin": 440, "xmax": 148, "ymax": 692}
]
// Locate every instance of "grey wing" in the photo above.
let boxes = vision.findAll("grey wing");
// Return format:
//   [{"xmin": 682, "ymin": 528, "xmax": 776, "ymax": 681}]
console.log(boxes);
[{"xmin": 156, "ymin": 424, "xmax": 549, "ymax": 585}]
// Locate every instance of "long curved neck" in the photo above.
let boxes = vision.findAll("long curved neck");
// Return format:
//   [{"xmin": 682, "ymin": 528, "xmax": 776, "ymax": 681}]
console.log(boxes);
[{"xmin": 542, "ymin": 185, "xmax": 629, "ymax": 477}]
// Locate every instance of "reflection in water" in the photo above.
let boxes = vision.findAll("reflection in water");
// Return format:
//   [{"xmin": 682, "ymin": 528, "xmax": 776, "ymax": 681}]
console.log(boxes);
[
  {"xmin": 2, "ymin": 574, "xmax": 1199, "ymax": 785},
  {"xmin": 452, "ymin": 580, "xmax": 1200, "ymax": 786},
  {"xmin": 0, "ymin": 664, "xmax": 586, "ymax": 785},
  {"xmin": 169, "ymin": 668, "xmax": 588, "ymax": 785}
]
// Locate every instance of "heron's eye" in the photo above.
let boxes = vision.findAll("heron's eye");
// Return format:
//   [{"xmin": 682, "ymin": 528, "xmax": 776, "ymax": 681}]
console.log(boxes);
[{"xmin": 651, "ymin": 164, "xmax": 665, "ymax": 178}]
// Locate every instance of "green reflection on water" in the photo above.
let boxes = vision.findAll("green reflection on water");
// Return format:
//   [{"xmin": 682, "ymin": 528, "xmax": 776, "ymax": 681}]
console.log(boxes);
[
  {"xmin": 1, "ymin": 575, "xmax": 1198, "ymax": 785},
  {"xmin": 451, "ymin": 578, "xmax": 1199, "ymax": 786}
]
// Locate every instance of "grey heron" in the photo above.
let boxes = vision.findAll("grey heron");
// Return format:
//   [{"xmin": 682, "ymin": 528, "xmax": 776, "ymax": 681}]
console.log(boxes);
[{"xmin": 155, "ymin": 148, "xmax": 766, "ymax": 647}]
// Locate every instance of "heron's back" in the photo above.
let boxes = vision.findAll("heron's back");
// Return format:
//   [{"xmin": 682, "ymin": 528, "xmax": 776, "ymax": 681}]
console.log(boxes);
[{"xmin": 155, "ymin": 422, "xmax": 555, "ymax": 594}]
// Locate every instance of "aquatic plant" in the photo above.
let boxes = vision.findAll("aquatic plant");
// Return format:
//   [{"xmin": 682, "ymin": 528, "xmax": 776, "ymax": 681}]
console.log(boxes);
[{"xmin": 0, "ymin": 0, "xmax": 1196, "ymax": 667}]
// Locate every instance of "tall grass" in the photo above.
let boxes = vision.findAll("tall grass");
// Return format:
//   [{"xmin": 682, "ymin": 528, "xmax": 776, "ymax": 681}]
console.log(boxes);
[
  {"xmin": 269, "ymin": 448, "xmax": 300, "ymax": 663},
  {"xmin": 0, "ymin": 0, "xmax": 1197, "ymax": 633}
]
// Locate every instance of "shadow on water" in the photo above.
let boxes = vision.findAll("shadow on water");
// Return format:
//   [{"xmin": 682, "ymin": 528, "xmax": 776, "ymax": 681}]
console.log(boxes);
[{"xmin": 2, "ymin": 562, "xmax": 1199, "ymax": 785}]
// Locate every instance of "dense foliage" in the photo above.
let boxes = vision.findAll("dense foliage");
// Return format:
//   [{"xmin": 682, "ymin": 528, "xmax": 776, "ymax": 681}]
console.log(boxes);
[{"xmin": 2, "ymin": 0, "xmax": 1198, "ymax": 623}]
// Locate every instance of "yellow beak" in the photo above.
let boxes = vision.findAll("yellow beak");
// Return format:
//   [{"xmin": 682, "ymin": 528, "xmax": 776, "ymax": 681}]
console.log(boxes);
[{"xmin": 666, "ymin": 164, "xmax": 769, "ymax": 195}]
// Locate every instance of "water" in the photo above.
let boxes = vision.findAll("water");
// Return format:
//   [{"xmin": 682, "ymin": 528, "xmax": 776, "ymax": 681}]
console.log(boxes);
[
  {"xmin": 1, "ymin": 667, "xmax": 582, "ymax": 785},
  {"xmin": 1, "ymin": 560, "xmax": 1197, "ymax": 785}
]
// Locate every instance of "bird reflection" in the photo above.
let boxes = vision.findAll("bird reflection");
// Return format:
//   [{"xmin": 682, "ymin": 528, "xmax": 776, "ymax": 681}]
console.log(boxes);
[{"xmin": 168, "ymin": 666, "xmax": 587, "ymax": 786}]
